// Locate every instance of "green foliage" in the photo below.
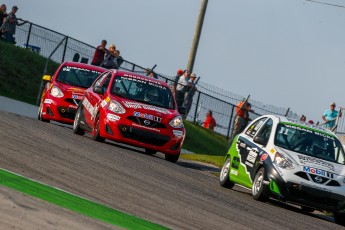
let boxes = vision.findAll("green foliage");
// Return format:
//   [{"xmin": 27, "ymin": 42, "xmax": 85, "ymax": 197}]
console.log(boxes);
[
  {"xmin": 0, "ymin": 41, "xmax": 59, "ymax": 104},
  {"xmin": 182, "ymin": 120, "xmax": 229, "ymax": 156}
]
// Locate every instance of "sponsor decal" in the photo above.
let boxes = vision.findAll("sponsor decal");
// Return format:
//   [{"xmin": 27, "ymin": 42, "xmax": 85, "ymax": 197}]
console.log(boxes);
[
  {"xmin": 298, "ymin": 155, "xmax": 335, "ymax": 171},
  {"xmin": 44, "ymin": 99, "xmax": 53, "ymax": 104},
  {"xmin": 72, "ymin": 94, "xmax": 83, "ymax": 100},
  {"xmin": 107, "ymin": 114, "xmax": 120, "ymax": 121},
  {"xmin": 239, "ymin": 142, "xmax": 246, "ymax": 148},
  {"xmin": 260, "ymin": 153, "xmax": 269, "ymax": 162},
  {"xmin": 270, "ymin": 148, "xmax": 275, "ymax": 154},
  {"xmin": 82, "ymin": 98, "xmax": 96, "ymax": 119},
  {"xmin": 100, "ymin": 100, "xmax": 107, "ymax": 108},
  {"xmin": 123, "ymin": 101, "xmax": 171, "ymax": 114},
  {"xmin": 131, "ymin": 123, "xmax": 160, "ymax": 132},
  {"xmin": 68, "ymin": 105, "xmax": 77, "ymax": 109},
  {"xmin": 300, "ymin": 181, "xmax": 331, "ymax": 192},
  {"xmin": 246, "ymin": 149, "xmax": 258, "ymax": 164},
  {"xmin": 303, "ymin": 166, "xmax": 334, "ymax": 179},
  {"xmin": 231, "ymin": 157, "xmax": 240, "ymax": 169},
  {"xmin": 230, "ymin": 169, "xmax": 238, "ymax": 176},
  {"xmin": 133, "ymin": 111, "xmax": 162, "ymax": 123},
  {"xmin": 173, "ymin": 130, "xmax": 183, "ymax": 138},
  {"xmin": 245, "ymin": 161, "xmax": 254, "ymax": 167}
]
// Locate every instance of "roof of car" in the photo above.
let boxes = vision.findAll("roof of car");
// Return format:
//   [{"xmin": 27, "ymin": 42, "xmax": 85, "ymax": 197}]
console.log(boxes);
[
  {"xmin": 114, "ymin": 70, "xmax": 170, "ymax": 87},
  {"xmin": 63, "ymin": 61, "xmax": 107, "ymax": 72}
]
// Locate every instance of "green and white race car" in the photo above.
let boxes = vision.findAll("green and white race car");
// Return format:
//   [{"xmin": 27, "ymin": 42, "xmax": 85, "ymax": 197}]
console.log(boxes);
[{"xmin": 220, "ymin": 115, "xmax": 345, "ymax": 225}]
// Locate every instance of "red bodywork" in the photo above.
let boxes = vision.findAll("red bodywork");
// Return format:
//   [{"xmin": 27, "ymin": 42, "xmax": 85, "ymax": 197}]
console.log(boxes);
[
  {"xmin": 39, "ymin": 62, "xmax": 106, "ymax": 124},
  {"xmin": 78, "ymin": 70, "xmax": 186, "ymax": 156}
]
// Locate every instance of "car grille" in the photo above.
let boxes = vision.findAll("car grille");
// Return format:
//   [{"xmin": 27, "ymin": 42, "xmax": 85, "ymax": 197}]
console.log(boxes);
[
  {"xmin": 118, "ymin": 125, "xmax": 170, "ymax": 146},
  {"xmin": 295, "ymin": 172, "xmax": 340, "ymax": 187},
  {"xmin": 57, "ymin": 106, "xmax": 77, "ymax": 119},
  {"xmin": 65, "ymin": 98, "xmax": 81, "ymax": 106},
  {"xmin": 127, "ymin": 116, "xmax": 166, "ymax": 129}
]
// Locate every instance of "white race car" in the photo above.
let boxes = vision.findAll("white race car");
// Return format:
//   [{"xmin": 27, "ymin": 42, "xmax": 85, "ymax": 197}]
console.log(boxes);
[{"xmin": 220, "ymin": 115, "xmax": 345, "ymax": 226}]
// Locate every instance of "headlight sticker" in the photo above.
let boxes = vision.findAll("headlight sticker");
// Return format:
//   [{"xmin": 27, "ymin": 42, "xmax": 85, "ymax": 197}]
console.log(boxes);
[
  {"xmin": 107, "ymin": 114, "xmax": 120, "ymax": 121},
  {"xmin": 44, "ymin": 99, "xmax": 53, "ymax": 104},
  {"xmin": 173, "ymin": 130, "xmax": 183, "ymax": 138}
]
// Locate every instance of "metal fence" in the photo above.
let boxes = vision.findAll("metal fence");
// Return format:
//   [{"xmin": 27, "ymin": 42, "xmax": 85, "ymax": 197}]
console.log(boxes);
[{"xmin": 12, "ymin": 21, "xmax": 313, "ymax": 138}]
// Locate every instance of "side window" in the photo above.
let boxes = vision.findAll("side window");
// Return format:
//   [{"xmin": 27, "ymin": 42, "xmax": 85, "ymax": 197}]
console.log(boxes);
[
  {"xmin": 100, "ymin": 75, "xmax": 112, "ymax": 93},
  {"xmin": 245, "ymin": 117, "xmax": 267, "ymax": 138},
  {"xmin": 94, "ymin": 72, "xmax": 110, "ymax": 87},
  {"xmin": 257, "ymin": 118, "xmax": 273, "ymax": 143}
]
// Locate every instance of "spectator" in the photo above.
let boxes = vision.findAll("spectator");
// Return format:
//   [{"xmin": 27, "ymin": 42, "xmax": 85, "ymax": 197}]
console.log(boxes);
[
  {"xmin": 322, "ymin": 102, "xmax": 342, "ymax": 130},
  {"xmin": 175, "ymin": 70, "xmax": 190, "ymax": 108},
  {"xmin": 3, "ymin": 6, "xmax": 28, "ymax": 44},
  {"xmin": 115, "ymin": 50, "xmax": 124, "ymax": 68},
  {"xmin": 171, "ymin": 69, "xmax": 184, "ymax": 95},
  {"xmin": 244, "ymin": 102, "xmax": 254, "ymax": 127},
  {"xmin": 183, "ymin": 73, "xmax": 197, "ymax": 118},
  {"xmin": 145, "ymin": 68, "xmax": 158, "ymax": 79},
  {"xmin": 308, "ymin": 120, "xmax": 314, "ymax": 124},
  {"xmin": 100, "ymin": 44, "xmax": 119, "ymax": 69},
  {"xmin": 91, "ymin": 39, "xmax": 108, "ymax": 66},
  {"xmin": 0, "ymin": 4, "xmax": 7, "ymax": 39},
  {"xmin": 203, "ymin": 110, "xmax": 216, "ymax": 130},
  {"xmin": 231, "ymin": 99, "xmax": 250, "ymax": 140},
  {"xmin": 300, "ymin": 114, "xmax": 306, "ymax": 122}
]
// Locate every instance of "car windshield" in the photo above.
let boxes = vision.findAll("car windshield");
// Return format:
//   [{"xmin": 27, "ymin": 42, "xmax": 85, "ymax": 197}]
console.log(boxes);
[
  {"xmin": 110, "ymin": 75, "xmax": 175, "ymax": 109},
  {"xmin": 56, "ymin": 66, "xmax": 103, "ymax": 88},
  {"xmin": 274, "ymin": 123, "xmax": 345, "ymax": 164}
]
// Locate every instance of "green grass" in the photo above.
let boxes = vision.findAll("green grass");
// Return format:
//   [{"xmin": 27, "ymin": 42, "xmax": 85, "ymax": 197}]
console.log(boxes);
[
  {"xmin": 0, "ymin": 41, "xmax": 59, "ymax": 105},
  {"xmin": 0, "ymin": 41, "xmax": 229, "ymax": 168}
]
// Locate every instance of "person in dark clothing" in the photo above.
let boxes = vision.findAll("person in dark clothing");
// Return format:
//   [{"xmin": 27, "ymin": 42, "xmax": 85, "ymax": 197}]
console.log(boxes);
[
  {"xmin": 100, "ymin": 44, "xmax": 119, "ymax": 69},
  {"xmin": 115, "ymin": 50, "xmax": 124, "ymax": 68},
  {"xmin": 3, "ymin": 6, "xmax": 28, "ymax": 44},
  {"xmin": 91, "ymin": 40, "xmax": 108, "ymax": 66},
  {"xmin": 0, "ymin": 4, "xmax": 7, "ymax": 39}
]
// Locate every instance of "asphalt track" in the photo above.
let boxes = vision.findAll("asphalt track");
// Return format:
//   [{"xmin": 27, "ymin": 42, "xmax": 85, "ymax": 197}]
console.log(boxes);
[{"xmin": 0, "ymin": 99, "xmax": 344, "ymax": 229}]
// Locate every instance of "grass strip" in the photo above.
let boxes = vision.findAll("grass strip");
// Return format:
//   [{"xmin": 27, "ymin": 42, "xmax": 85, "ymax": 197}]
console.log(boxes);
[{"xmin": 0, "ymin": 168, "xmax": 169, "ymax": 230}]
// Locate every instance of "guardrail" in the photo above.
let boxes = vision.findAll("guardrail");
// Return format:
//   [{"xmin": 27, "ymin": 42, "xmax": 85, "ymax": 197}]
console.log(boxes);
[{"xmin": 13, "ymin": 21, "xmax": 305, "ymax": 138}]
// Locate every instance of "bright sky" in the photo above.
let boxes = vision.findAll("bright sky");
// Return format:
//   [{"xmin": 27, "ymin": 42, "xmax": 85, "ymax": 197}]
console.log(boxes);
[{"xmin": 3, "ymin": 0, "xmax": 345, "ymax": 123}]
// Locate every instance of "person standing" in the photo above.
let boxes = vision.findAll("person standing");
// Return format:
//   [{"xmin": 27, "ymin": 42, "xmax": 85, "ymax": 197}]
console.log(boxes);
[
  {"xmin": 231, "ymin": 99, "xmax": 250, "ymax": 140},
  {"xmin": 203, "ymin": 110, "xmax": 216, "ymax": 130},
  {"xmin": 100, "ymin": 44, "xmax": 119, "ymax": 69},
  {"xmin": 175, "ymin": 70, "xmax": 190, "ymax": 108},
  {"xmin": 183, "ymin": 73, "xmax": 197, "ymax": 118},
  {"xmin": 91, "ymin": 39, "xmax": 108, "ymax": 66},
  {"xmin": 3, "ymin": 6, "xmax": 27, "ymax": 44},
  {"xmin": 322, "ymin": 102, "xmax": 342, "ymax": 130},
  {"xmin": 0, "ymin": 4, "xmax": 7, "ymax": 39},
  {"xmin": 171, "ymin": 69, "xmax": 184, "ymax": 95}
]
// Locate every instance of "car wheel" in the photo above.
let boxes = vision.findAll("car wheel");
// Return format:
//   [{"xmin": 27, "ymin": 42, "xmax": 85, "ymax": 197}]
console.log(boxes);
[
  {"xmin": 219, "ymin": 156, "xmax": 235, "ymax": 188},
  {"xmin": 252, "ymin": 167, "xmax": 269, "ymax": 202},
  {"xmin": 92, "ymin": 113, "xmax": 105, "ymax": 142},
  {"xmin": 73, "ymin": 106, "xmax": 85, "ymax": 135},
  {"xmin": 334, "ymin": 212, "xmax": 345, "ymax": 226},
  {"xmin": 38, "ymin": 102, "xmax": 50, "ymax": 123},
  {"xmin": 301, "ymin": 206, "xmax": 314, "ymax": 213},
  {"xmin": 145, "ymin": 149, "xmax": 157, "ymax": 155},
  {"xmin": 165, "ymin": 152, "xmax": 180, "ymax": 163}
]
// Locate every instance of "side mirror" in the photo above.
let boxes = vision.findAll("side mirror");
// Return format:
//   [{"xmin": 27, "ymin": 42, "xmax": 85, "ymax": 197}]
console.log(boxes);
[
  {"xmin": 253, "ymin": 135, "xmax": 267, "ymax": 145},
  {"xmin": 42, "ymin": 75, "xmax": 51, "ymax": 82},
  {"xmin": 178, "ymin": 106, "xmax": 187, "ymax": 115},
  {"xmin": 93, "ymin": 86, "xmax": 103, "ymax": 94}
]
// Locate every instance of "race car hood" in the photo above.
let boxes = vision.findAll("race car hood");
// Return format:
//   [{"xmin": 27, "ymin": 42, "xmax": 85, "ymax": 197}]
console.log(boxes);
[
  {"xmin": 117, "ymin": 98, "xmax": 179, "ymax": 120},
  {"xmin": 275, "ymin": 146, "xmax": 344, "ymax": 175},
  {"xmin": 53, "ymin": 82, "xmax": 85, "ymax": 96}
]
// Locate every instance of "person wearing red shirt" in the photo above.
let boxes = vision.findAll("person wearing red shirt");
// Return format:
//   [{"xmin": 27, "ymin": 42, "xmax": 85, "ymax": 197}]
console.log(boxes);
[
  {"xmin": 203, "ymin": 110, "xmax": 216, "ymax": 130},
  {"xmin": 91, "ymin": 40, "xmax": 108, "ymax": 66}
]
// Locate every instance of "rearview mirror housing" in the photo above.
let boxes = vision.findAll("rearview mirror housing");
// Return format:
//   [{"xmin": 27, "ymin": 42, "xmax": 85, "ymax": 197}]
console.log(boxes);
[
  {"xmin": 42, "ymin": 75, "xmax": 51, "ymax": 82},
  {"xmin": 93, "ymin": 86, "xmax": 103, "ymax": 94},
  {"xmin": 253, "ymin": 135, "xmax": 267, "ymax": 146}
]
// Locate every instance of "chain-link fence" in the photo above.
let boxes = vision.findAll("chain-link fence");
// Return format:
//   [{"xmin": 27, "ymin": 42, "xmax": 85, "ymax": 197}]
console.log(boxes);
[{"xmin": 13, "ymin": 22, "xmax": 304, "ymax": 137}]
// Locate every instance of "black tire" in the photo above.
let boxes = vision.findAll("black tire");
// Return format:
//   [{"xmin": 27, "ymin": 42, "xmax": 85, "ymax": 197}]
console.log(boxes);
[
  {"xmin": 252, "ymin": 167, "xmax": 269, "ymax": 202},
  {"xmin": 92, "ymin": 113, "xmax": 105, "ymax": 142},
  {"xmin": 145, "ymin": 149, "xmax": 157, "ymax": 155},
  {"xmin": 219, "ymin": 156, "xmax": 235, "ymax": 188},
  {"xmin": 301, "ymin": 206, "xmax": 314, "ymax": 213},
  {"xmin": 334, "ymin": 212, "xmax": 345, "ymax": 226},
  {"xmin": 165, "ymin": 152, "xmax": 180, "ymax": 163},
  {"xmin": 38, "ymin": 102, "xmax": 50, "ymax": 123},
  {"xmin": 73, "ymin": 106, "xmax": 85, "ymax": 135}
]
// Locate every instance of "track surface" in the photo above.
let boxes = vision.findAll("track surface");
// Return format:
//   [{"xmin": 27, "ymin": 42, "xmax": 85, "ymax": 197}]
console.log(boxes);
[{"xmin": 0, "ymin": 111, "xmax": 344, "ymax": 229}]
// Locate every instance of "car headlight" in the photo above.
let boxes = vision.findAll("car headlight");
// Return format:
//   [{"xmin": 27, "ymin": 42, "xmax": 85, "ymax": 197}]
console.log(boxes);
[
  {"xmin": 108, "ymin": 100, "xmax": 125, "ymax": 114},
  {"xmin": 273, "ymin": 152, "xmax": 294, "ymax": 169},
  {"xmin": 170, "ymin": 116, "xmax": 184, "ymax": 128},
  {"xmin": 50, "ymin": 86, "xmax": 64, "ymax": 98}
]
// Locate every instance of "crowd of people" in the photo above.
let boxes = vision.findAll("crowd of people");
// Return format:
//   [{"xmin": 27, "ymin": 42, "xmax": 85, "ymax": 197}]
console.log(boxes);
[
  {"xmin": 0, "ymin": 5, "xmax": 28, "ymax": 44},
  {"xmin": 91, "ymin": 40, "xmax": 124, "ymax": 69}
]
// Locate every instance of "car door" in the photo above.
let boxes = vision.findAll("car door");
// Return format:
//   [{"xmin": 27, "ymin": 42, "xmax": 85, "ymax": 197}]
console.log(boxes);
[{"xmin": 231, "ymin": 117, "xmax": 272, "ymax": 187}]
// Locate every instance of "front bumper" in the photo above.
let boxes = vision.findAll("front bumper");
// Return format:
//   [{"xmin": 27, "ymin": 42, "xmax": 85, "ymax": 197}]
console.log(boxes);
[{"xmin": 41, "ymin": 96, "xmax": 79, "ymax": 124}]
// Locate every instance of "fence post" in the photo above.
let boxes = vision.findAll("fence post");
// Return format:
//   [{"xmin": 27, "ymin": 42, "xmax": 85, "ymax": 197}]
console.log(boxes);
[
  {"xmin": 61, "ymin": 36, "xmax": 68, "ymax": 63},
  {"xmin": 193, "ymin": 91, "xmax": 201, "ymax": 124},
  {"xmin": 226, "ymin": 104, "xmax": 235, "ymax": 140},
  {"xmin": 131, "ymin": 64, "xmax": 136, "ymax": 72},
  {"xmin": 25, "ymin": 22, "xmax": 32, "ymax": 49},
  {"xmin": 284, "ymin": 108, "xmax": 290, "ymax": 117}
]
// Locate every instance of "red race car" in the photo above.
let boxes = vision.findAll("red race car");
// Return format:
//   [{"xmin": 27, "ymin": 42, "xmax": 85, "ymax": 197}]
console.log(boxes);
[
  {"xmin": 38, "ymin": 62, "xmax": 106, "ymax": 124},
  {"xmin": 73, "ymin": 70, "xmax": 186, "ymax": 162}
]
